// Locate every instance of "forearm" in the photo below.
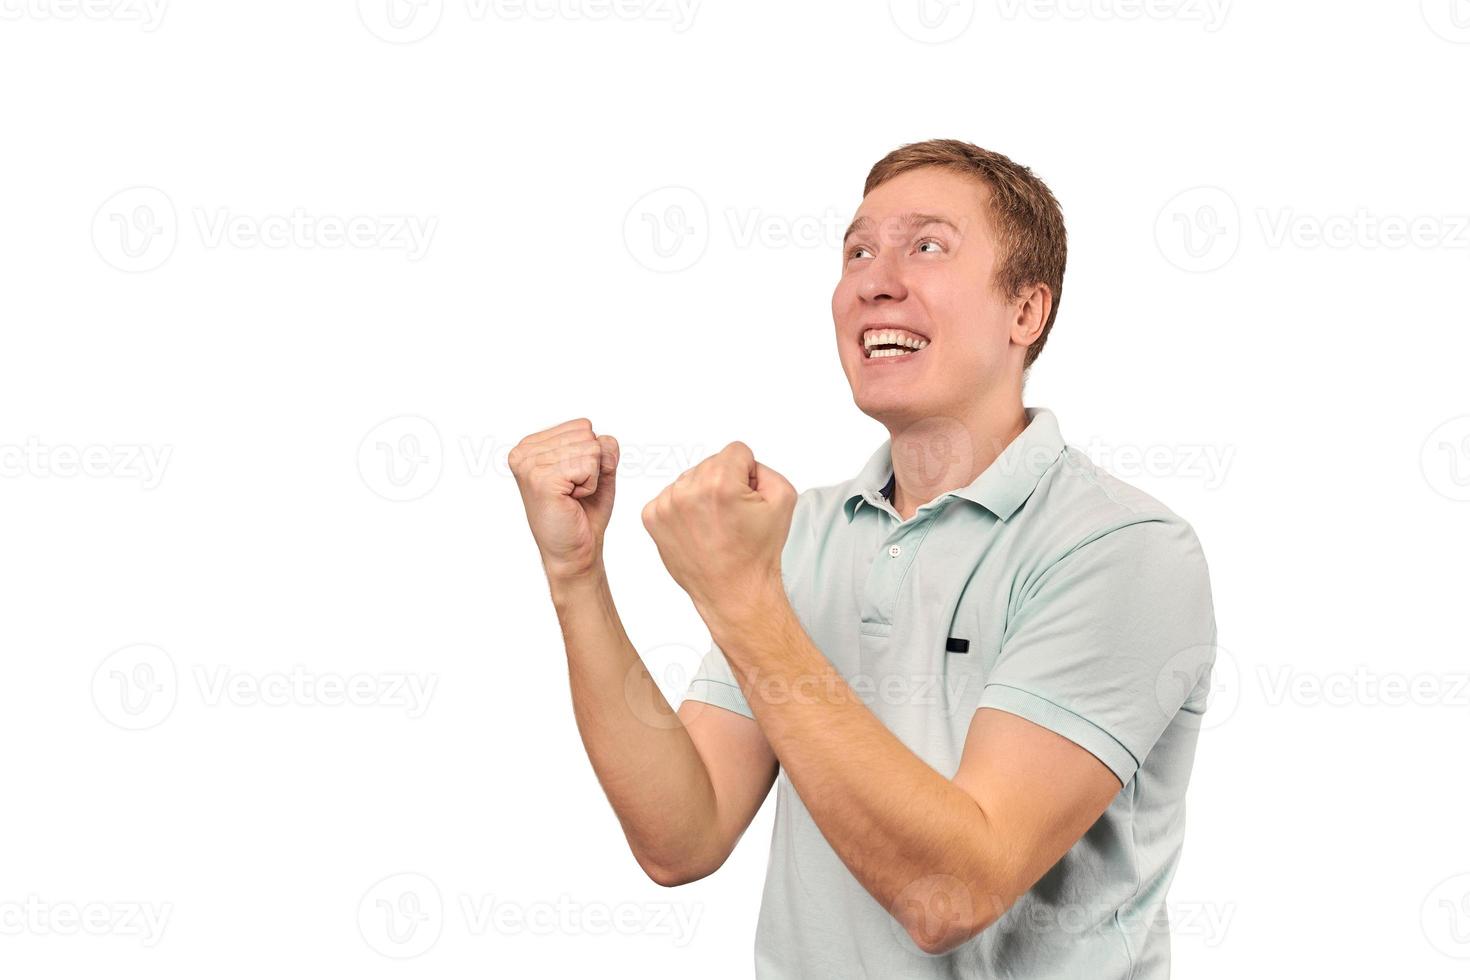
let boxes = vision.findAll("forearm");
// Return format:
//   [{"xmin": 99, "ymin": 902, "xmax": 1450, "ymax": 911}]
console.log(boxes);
[
  {"xmin": 550, "ymin": 567, "xmax": 722, "ymax": 881},
  {"xmin": 704, "ymin": 591, "xmax": 1008, "ymax": 951}
]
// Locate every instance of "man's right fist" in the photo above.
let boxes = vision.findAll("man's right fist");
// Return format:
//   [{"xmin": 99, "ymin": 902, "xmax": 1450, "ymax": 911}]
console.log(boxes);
[{"xmin": 508, "ymin": 418, "xmax": 621, "ymax": 582}]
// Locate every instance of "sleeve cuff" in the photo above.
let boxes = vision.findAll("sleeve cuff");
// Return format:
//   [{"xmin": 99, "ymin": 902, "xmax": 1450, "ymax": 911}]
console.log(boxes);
[
  {"xmin": 680, "ymin": 679, "xmax": 754, "ymax": 720},
  {"xmin": 977, "ymin": 683, "xmax": 1138, "ymax": 785}
]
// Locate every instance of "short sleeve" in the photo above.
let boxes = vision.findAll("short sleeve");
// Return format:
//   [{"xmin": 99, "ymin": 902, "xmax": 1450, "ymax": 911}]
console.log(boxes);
[
  {"xmin": 977, "ymin": 516, "xmax": 1217, "ymax": 785},
  {"xmin": 679, "ymin": 639, "xmax": 754, "ymax": 719}
]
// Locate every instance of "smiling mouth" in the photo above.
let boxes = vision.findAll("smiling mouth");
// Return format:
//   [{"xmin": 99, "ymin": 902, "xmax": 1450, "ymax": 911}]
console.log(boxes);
[{"xmin": 861, "ymin": 328, "xmax": 930, "ymax": 361}]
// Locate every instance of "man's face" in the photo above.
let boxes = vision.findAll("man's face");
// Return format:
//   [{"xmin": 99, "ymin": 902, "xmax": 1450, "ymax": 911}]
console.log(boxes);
[{"xmin": 831, "ymin": 166, "xmax": 1019, "ymax": 428}]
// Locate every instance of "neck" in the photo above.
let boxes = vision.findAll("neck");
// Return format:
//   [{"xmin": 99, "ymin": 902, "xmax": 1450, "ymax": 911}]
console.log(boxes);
[{"xmin": 885, "ymin": 393, "xmax": 1029, "ymax": 521}]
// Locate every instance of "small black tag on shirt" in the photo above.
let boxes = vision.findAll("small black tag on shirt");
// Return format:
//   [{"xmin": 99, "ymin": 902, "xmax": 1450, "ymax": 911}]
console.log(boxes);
[{"xmin": 945, "ymin": 636, "xmax": 970, "ymax": 654}]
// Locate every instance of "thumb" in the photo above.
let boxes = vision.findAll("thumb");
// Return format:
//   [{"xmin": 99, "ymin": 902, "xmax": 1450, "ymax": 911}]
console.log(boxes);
[
  {"xmin": 750, "ymin": 459, "xmax": 795, "ymax": 504},
  {"xmin": 584, "ymin": 434, "xmax": 619, "ymax": 514}
]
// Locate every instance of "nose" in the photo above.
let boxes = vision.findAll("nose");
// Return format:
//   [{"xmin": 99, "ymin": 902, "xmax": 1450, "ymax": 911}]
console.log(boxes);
[{"xmin": 856, "ymin": 244, "xmax": 908, "ymax": 304}]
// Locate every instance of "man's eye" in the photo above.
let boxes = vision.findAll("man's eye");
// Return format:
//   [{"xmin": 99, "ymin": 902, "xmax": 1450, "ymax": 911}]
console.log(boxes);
[
  {"xmin": 916, "ymin": 238, "xmax": 943, "ymax": 253},
  {"xmin": 847, "ymin": 245, "xmax": 872, "ymax": 260}
]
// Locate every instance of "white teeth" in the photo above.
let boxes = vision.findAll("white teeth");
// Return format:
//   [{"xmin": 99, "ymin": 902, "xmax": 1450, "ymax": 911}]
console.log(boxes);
[{"xmin": 862, "ymin": 328, "xmax": 929, "ymax": 357}]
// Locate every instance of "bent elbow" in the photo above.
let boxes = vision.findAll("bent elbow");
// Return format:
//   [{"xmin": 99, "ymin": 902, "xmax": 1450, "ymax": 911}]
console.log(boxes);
[
  {"xmin": 907, "ymin": 910, "xmax": 1001, "ymax": 957},
  {"xmin": 898, "ymin": 880, "xmax": 1008, "ymax": 956},
  {"xmin": 638, "ymin": 855, "xmax": 719, "ymax": 889}
]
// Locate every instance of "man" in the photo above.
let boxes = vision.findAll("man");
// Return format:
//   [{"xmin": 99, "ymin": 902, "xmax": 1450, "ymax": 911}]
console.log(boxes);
[{"xmin": 510, "ymin": 138, "xmax": 1217, "ymax": 977}]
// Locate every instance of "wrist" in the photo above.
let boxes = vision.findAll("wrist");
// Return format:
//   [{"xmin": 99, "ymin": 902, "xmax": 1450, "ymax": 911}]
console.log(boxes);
[
  {"xmin": 699, "ymin": 575, "xmax": 790, "ymax": 646},
  {"xmin": 547, "ymin": 563, "xmax": 610, "ymax": 613}
]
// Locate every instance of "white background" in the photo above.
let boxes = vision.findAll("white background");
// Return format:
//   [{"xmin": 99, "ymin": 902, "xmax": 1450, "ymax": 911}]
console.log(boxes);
[{"xmin": 3, "ymin": 1, "xmax": 1468, "ymax": 976}]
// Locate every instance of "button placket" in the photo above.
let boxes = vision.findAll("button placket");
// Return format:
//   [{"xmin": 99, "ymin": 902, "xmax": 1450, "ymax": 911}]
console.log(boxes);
[{"xmin": 860, "ymin": 514, "xmax": 936, "ymax": 629}]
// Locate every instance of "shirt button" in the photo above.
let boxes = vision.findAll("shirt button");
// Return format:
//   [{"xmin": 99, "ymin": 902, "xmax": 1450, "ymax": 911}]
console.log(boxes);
[{"xmin": 888, "ymin": 544, "xmax": 902, "ymax": 558}]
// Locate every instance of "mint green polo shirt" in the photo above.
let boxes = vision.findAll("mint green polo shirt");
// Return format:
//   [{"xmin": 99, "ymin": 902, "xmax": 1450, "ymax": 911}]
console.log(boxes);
[{"xmin": 679, "ymin": 407, "xmax": 1217, "ymax": 979}]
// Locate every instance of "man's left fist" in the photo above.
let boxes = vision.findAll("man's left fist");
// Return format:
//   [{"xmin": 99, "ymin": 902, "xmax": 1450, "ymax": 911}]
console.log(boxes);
[{"xmin": 641, "ymin": 441, "xmax": 797, "ymax": 620}]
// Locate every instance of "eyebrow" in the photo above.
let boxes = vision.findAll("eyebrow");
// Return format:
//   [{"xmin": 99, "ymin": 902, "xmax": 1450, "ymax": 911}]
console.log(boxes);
[{"xmin": 842, "ymin": 211, "xmax": 961, "ymax": 246}]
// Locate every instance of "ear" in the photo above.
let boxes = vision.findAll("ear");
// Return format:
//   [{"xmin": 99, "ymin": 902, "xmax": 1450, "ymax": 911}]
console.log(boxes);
[{"xmin": 1010, "ymin": 282, "xmax": 1053, "ymax": 349}]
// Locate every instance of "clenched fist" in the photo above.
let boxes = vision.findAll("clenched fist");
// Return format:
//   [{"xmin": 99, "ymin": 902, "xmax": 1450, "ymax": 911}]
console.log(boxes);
[
  {"xmin": 641, "ymin": 441, "xmax": 797, "ymax": 625},
  {"xmin": 509, "ymin": 418, "xmax": 620, "ymax": 582}
]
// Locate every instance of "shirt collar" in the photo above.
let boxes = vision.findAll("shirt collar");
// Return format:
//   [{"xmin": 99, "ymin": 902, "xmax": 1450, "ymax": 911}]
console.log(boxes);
[{"xmin": 842, "ymin": 407, "xmax": 1066, "ymax": 523}]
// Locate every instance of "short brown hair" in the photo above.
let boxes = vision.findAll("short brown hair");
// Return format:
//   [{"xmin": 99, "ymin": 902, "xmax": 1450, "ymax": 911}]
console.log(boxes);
[{"xmin": 863, "ymin": 139, "xmax": 1067, "ymax": 370}]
